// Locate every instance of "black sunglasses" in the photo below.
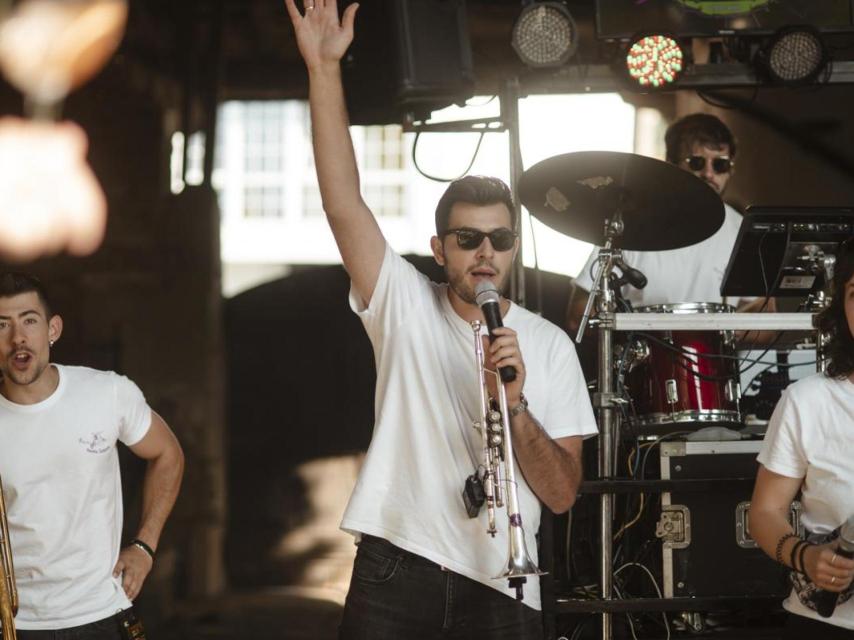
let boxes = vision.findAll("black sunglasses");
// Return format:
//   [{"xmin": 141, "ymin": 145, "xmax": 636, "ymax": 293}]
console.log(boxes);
[
  {"xmin": 684, "ymin": 155, "xmax": 734, "ymax": 174},
  {"xmin": 443, "ymin": 227, "xmax": 517, "ymax": 251}
]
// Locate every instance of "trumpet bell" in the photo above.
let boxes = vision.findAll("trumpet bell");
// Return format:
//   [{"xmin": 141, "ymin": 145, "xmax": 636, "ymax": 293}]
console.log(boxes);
[{"xmin": 494, "ymin": 522, "xmax": 545, "ymax": 600}]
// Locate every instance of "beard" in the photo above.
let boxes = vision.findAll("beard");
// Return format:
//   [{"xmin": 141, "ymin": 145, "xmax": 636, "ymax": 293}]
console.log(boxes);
[
  {"xmin": 2, "ymin": 353, "xmax": 48, "ymax": 387},
  {"xmin": 445, "ymin": 261, "xmax": 509, "ymax": 305}
]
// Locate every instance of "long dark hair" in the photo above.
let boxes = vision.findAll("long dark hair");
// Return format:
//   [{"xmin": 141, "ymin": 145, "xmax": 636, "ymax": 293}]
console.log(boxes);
[{"xmin": 817, "ymin": 240, "xmax": 854, "ymax": 379}]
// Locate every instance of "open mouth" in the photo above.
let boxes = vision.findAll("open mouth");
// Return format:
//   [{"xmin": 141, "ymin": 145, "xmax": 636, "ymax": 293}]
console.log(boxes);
[
  {"xmin": 470, "ymin": 266, "xmax": 497, "ymax": 279},
  {"xmin": 11, "ymin": 351, "xmax": 33, "ymax": 369}
]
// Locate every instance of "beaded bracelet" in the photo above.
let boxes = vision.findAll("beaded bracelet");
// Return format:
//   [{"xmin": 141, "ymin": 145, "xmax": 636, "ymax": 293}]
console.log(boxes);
[{"xmin": 775, "ymin": 532, "xmax": 799, "ymax": 564}]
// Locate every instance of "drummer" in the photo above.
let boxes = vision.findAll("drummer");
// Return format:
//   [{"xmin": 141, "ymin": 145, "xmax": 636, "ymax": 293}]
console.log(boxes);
[{"xmin": 567, "ymin": 113, "xmax": 769, "ymax": 332}]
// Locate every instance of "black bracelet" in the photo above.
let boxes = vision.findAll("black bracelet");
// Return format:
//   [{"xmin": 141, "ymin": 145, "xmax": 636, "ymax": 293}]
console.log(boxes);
[
  {"xmin": 130, "ymin": 538, "xmax": 155, "ymax": 561},
  {"xmin": 798, "ymin": 541, "xmax": 811, "ymax": 576},
  {"xmin": 775, "ymin": 532, "xmax": 799, "ymax": 564},
  {"xmin": 790, "ymin": 539, "xmax": 805, "ymax": 572}
]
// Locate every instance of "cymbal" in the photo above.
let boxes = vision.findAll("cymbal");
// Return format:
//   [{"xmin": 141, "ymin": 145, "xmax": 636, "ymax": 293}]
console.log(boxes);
[{"xmin": 518, "ymin": 151, "xmax": 725, "ymax": 251}]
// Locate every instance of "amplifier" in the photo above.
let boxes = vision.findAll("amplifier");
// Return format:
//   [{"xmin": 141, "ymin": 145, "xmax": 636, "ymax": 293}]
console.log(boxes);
[{"xmin": 658, "ymin": 440, "xmax": 797, "ymax": 599}]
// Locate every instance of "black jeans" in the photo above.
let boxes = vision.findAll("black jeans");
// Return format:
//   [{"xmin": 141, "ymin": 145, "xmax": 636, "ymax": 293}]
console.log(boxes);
[
  {"xmin": 783, "ymin": 613, "xmax": 854, "ymax": 639},
  {"xmin": 339, "ymin": 535, "xmax": 543, "ymax": 640},
  {"xmin": 17, "ymin": 609, "xmax": 135, "ymax": 640}
]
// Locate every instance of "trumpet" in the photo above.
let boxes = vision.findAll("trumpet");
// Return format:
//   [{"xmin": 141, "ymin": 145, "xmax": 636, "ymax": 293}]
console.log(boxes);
[
  {"xmin": 0, "ymin": 476, "xmax": 16, "ymax": 640},
  {"xmin": 469, "ymin": 319, "xmax": 544, "ymax": 601}
]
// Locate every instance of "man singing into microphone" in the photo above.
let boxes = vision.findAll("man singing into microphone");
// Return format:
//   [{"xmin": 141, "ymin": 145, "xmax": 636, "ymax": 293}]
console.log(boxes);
[{"xmin": 284, "ymin": 1, "xmax": 597, "ymax": 638}]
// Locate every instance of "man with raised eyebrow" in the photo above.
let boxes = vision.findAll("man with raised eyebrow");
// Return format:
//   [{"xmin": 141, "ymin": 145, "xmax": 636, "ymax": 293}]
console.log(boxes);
[{"xmin": 0, "ymin": 271, "xmax": 184, "ymax": 638}]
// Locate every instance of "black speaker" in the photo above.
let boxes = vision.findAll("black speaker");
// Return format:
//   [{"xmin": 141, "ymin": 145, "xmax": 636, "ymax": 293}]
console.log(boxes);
[{"xmin": 342, "ymin": 0, "xmax": 475, "ymax": 125}]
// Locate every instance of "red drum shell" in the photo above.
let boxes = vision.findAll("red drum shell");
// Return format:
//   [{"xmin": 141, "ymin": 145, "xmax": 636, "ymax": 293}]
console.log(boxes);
[{"xmin": 624, "ymin": 303, "xmax": 741, "ymax": 434}]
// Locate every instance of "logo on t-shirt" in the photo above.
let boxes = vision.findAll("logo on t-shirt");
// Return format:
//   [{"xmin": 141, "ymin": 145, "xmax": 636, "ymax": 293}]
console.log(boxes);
[{"xmin": 79, "ymin": 431, "xmax": 110, "ymax": 454}]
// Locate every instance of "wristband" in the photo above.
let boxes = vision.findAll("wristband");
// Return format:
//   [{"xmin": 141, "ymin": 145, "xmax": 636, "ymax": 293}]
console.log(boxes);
[
  {"xmin": 798, "ymin": 541, "xmax": 811, "ymax": 576},
  {"xmin": 790, "ymin": 539, "xmax": 805, "ymax": 572},
  {"xmin": 130, "ymin": 538, "xmax": 155, "ymax": 561}
]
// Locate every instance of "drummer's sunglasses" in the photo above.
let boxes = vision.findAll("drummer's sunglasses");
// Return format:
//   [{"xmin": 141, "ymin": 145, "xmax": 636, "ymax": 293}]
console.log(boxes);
[
  {"xmin": 443, "ymin": 227, "xmax": 518, "ymax": 251},
  {"xmin": 684, "ymin": 155, "xmax": 734, "ymax": 174}
]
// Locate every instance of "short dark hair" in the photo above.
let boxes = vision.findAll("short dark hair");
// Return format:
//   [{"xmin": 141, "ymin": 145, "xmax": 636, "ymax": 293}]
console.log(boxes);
[
  {"xmin": 434, "ymin": 175, "xmax": 516, "ymax": 236},
  {"xmin": 0, "ymin": 272, "xmax": 52, "ymax": 317},
  {"xmin": 664, "ymin": 113, "xmax": 737, "ymax": 164},
  {"xmin": 817, "ymin": 240, "xmax": 854, "ymax": 379}
]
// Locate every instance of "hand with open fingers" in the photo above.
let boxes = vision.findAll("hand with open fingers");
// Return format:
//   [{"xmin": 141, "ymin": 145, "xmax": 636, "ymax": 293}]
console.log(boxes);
[
  {"xmin": 803, "ymin": 541, "xmax": 854, "ymax": 593},
  {"xmin": 484, "ymin": 326, "xmax": 526, "ymax": 407},
  {"xmin": 283, "ymin": 0, "xmax": 359, "ymax": 69},
  {"xmin": 113, "ymin": 544, "xmax": 154, "ymax": 601}
]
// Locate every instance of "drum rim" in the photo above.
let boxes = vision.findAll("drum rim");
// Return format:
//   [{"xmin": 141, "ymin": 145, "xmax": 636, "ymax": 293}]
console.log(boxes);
[
  {"xmin": 635, "ymin": 302, "xmax": 736, "ymax": 314},
  {"xmin": 627, "ymin": 409, "xmax": 742, "ymax": 427}
]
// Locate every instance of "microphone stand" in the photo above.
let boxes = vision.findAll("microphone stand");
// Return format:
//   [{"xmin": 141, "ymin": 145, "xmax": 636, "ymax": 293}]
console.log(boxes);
[{"xmin": 577, "ymin": 212, "xmax": 625, "ymax": 640}]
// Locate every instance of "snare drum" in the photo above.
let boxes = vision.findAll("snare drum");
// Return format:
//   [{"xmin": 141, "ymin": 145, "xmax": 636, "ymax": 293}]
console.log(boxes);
[{"xmin": 623, "ymin": 302, "xmax": 741, "ymax": 432}]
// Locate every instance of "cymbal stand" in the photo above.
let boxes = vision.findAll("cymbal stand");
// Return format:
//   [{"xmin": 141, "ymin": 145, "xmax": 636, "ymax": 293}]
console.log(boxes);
[{"xmin": 577, "ymin": 214, "xmax": 624, "ymax": 640}]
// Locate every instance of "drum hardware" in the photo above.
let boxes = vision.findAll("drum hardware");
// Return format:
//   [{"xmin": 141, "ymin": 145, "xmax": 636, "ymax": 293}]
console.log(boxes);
[
  {"xmin": 518, "ymin": 151, "xmax": 730, "ymax": 640},
  {"xmin": 725, "ymin": 379, "xmax": 740, "ymax": 404},
  {"xmin": 622, "ymin": 304, "xmax": 742, "ymax": 432},
  {"xmin": 665, "ymin": 379, "xmax": 678, "ymax": 410},
  {"xmin": 621, "ymin": 338, "xmax": 650, "ymax": 373}
]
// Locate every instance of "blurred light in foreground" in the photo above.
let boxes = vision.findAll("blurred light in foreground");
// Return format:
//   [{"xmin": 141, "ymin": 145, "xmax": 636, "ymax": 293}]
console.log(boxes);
[
  {"xmin": 0, "ymin": 0, "xmax": 128, "ymax": 115},
  {"xmin": 0, "ymin": 118, "xmax": 106, "ymax": 262}
]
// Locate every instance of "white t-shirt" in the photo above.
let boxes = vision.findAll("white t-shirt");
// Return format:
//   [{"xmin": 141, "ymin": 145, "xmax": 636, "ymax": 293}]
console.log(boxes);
[
  {"xmin": 757, "ymin": 372, "xmax": 854, "ymax": 629},
  {"xmin": 342, "ymin": 244, "xmax": 598, "ymax": 610},
  {"xmin": 574, "ymin": 204, "xmax": 745, "ymax": 307},
  {"xmin": 0, "ymin": 365, "xmax": 151, "ymax": 629}
]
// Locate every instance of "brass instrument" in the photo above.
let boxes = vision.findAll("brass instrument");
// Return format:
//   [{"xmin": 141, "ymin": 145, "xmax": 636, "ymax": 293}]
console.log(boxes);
[
  {"xmin": 471, "ymin": 320, "xmax": 544, "ymax": 601},
  {"xmin": 0, "ymin": 476, "xmax": 17, "ymax": 640}
]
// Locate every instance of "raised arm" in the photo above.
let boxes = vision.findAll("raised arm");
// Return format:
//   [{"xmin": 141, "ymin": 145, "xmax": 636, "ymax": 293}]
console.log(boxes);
[{"xmin": 285, "ymin": 0, "xmax": 386, "ymax": 304}]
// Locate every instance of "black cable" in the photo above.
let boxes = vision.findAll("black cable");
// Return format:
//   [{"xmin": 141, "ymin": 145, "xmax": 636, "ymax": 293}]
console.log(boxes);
[
  {"xmin": 410, "ymin": 130, "xmax": 486, "ymax": 183},
  {"xmin": 630, "ymin": 330, "xmax": 790, "ymax": 381}
]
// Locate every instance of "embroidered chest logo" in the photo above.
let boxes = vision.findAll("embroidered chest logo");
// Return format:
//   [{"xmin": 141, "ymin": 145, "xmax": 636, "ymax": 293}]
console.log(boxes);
[{"xmin": 79, "ymin": 431, "xmax": 111, "ymax": 454}]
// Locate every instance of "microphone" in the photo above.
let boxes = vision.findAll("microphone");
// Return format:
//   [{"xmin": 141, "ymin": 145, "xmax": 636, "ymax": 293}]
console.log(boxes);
[
  {"xmin": 815, "ymin": 515, "xmax": 854, "ymax": 618},
  {"xmin": 474, "ymin": 280, "xmax": 516, "ymax": 383},
  {"xmin": 614, "ymin": 257, "xmax": 647, "ymax": 290}
]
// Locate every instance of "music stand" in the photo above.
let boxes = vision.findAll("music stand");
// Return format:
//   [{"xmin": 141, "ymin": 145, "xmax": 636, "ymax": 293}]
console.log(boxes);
[{"xmin": 721, "ymin": 206, "xmax": 854, "ymax": 298}]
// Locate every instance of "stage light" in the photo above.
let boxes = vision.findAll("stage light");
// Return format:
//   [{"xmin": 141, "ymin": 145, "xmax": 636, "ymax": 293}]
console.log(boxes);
[
  {"xmin": 760, "ymin": 26, "xmax": 827, "ymax": 85},
  {"xmin": 512, "ymin": 2, "xmax": 578, "ymax": 68},
  {"xmin": 625, "ymin": 34, "xmax": 685, "ymax": 89}
]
